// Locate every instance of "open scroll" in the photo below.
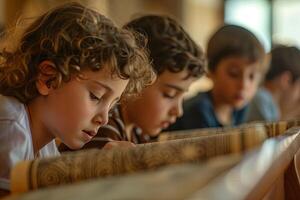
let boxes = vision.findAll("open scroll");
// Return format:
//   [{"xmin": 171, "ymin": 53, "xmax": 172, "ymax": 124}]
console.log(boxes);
[
  {"xmin": 158, "ymin": 119, "xmax": 300, "ymax": 141},
  {"xmin": 6, "ymin": 155, "xmax": 242, "ymax": 200},
  {"xmin": 6, "ymin": 126, "xmax": 300, "ymax": 200},
  {"xmin": 11, "ymin": 124, "xmax": 267, "ymax": 193}
]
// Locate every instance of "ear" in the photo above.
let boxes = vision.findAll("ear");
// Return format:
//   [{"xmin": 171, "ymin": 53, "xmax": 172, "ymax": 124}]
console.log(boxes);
[
  {"xmin": 279, "ymin": 71, "xmax": 292, "ymax": 89},
  {"xmin": 36, "ymin": 60, "xmax": 57, "ymax": 96}
]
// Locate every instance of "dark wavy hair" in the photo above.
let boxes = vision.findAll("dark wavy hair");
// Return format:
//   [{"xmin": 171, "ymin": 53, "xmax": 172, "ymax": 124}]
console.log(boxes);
[
  {"xmin": 0, "ymin": 2, "xmax": 155, "ymax": 103},
  {"xmin": 265, "ymin": 45, "xmax": 300, "ymax": 82},
  {"xmin": 124, "ymin": 15, "xmax": 206, "ymax": 79},
  {"xmin": 207, "ymin": 24, "xmax": 265, "ymax": 72}
]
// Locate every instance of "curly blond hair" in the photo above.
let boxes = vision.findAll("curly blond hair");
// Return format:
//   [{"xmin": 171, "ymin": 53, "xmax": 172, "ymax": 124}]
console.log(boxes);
[{"xmin": 0, "ymin": 2, "xmax": 155, "ymax": 103}]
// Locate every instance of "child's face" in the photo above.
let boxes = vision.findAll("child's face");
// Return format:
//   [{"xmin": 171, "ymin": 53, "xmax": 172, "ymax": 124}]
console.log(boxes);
[
  {"xmin": 210, "ymin": 56, "xmax": 261, "ymax": 109},
  {"xmin": 41, "ymin": 67, "xmax": 128, "ymax": 149},
  {"xmin": 126, "ymin": 70, "xmax": 196, "ymax": 136},
  {"xmin": 280, "ymin": 78, "xmax": 300, "ymax": 116}
]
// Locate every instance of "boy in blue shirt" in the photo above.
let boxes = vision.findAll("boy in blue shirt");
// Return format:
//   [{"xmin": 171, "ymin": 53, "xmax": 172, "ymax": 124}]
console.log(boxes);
[{"xmin": 168, "ymin": 25, "xmax": 265, "ymax": 130}]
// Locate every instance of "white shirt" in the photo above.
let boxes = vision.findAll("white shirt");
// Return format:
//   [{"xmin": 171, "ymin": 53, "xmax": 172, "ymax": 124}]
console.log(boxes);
[{"xmin": 0, "ymin": 95, "xmax": 60, "ymax": 190}]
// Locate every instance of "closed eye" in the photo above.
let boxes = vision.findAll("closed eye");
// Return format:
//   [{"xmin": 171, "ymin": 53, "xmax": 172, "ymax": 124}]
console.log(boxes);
[
  {"xmin": 89, "ymin": 92, "xmax": 101, "ymax": 102},
  {"xmin": 228, "ymin": 71, "xmax": 239, "ymax": 78},
  {"xmin": 163, "ymin": 93, "xmax": 177, "ymax": 99}
]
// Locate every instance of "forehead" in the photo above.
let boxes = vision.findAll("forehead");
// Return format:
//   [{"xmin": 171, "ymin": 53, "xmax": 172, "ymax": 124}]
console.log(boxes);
[
  {"xmin": 79, "ymin": 66, "xmax": 128, "ymax": 89},
  {"xmin": 217, "ymin": 56, "xmax": 261, "ymax": 71},
  {"xmin": 155, "ymin": 70, "xmax": 197, "ymax": 88},
  {"xmin": 79, "ymin": 64, "xmax": 116, "ymax": 81}
]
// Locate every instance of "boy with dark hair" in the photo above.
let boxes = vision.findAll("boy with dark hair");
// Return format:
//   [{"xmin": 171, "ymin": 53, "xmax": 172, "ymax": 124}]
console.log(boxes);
[
  {"xmin": 246, "ymin": 45, "xmax": 300, "ymax": 122},
  {"xmin": 168, "ymin": 24, "xmax": 265, "ymax": 130}
]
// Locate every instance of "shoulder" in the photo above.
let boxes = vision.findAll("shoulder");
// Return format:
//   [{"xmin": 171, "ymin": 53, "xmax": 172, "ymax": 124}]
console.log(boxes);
[
  {"xmin": 253, "ymin": 88, "xmax": 273, "ymax": 104},
  {"xmin": 184, "ymin": 91, "xmax": 213, "ymax": 113},
  {"xmin": 0, "ymin": 95, "xmax": 32, "ymax": 157},
  {"xmin": 249, "ymin": 88, "xmax": 276, "ymax": 113},
  {"xmin": 0, "ymin": 114, "xmax": 34, "ymax": 187},
  {"xmin": 0, "ymin": 95, "xmax": 26, "ymax": 122},
  {"xmin": 168, "ymin": 92, "xmax": 214, "ymax": 130},
  {"xmin": 40, "ymin": 140, "xmax": 60, "ymax": 157},
  {"xmin": 246, "ymin": 88, "xmax": 278, "ymax": 122},
  {"xmin": 0, "ymin": 95, "xmax": 30, "ymax": 138},
  {"xmin": 185, "ymin": 91, "xmax": 211, "ymax": 106}
]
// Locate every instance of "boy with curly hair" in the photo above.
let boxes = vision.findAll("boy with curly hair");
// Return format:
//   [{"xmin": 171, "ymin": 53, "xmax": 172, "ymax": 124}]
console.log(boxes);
[{"xmin": 0, "ymin": 2, "xmax": 154, "ymax": 193}]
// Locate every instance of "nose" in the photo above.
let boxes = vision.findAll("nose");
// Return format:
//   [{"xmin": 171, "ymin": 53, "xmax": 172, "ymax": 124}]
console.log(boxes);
[
  {"xmin": 93, "ymin": 110, "xmax": 109, "ymax": 127},
  {"xmin": 238, "ymin": 76, "xmax": 248, "ymax": 90},
  {"xmin": 170, "ymin": 100, "xmax": 183, "ymax": 118}
]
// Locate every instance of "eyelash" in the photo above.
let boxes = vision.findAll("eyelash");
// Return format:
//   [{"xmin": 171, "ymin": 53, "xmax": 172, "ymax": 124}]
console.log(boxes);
[
  {"xmin": 89, "ymin": 92, "xmax": 101, "ymax": 102},
  {"xmin": 228, "ymin": 71, "xmax": 239, "ymax": 77},
  {"xmin": 163, "ymin": 93, "xmax": 176, "ymax": 99}
]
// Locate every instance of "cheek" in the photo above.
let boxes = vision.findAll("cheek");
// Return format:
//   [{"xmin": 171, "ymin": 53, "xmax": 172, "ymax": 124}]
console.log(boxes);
[
  {"xmin": 216, "ymin": 80, "xmax": 235, "ymax": 95},
  {"xmin": 295, "ymin": 89, "xmax": 300, "ymax": 99},
  {"xmin": 139, "ymin": 102, "xmax": 167, "ymax": 134},
  {"xmin": 50, "ymin": 94, "xmax": 92, "ymax": 126},
  {"xmin": 141, "ymin": 96, "xmax": 168, "ymax": 121},
  {"xmin": 144, "ymin": 99, "xmax": 164, "ymax": 119},
  {"xmin": 221, "ymin": 71, "xmax": 235, "ymax": 81},
  {"xmin": 216, "ymin": 76, "xmax": 236, "ymax": 88},
  {"xmin": 294, "ymin": 84, "xmax": 300, "ymax": 95},
  {"xmin": 289, "ymin": 87, "xmax": 300, "ymax": 101},
  {"xmin": 150, "ymin": 102, "xmax": 166, "ymax": 119},
  {"xmin": 247, "ymin": 82, "xmax": 258, "ymax": 96},
  {"xmin": 70, "ymin": 99, "xmax": 97, "ymax": 126}
]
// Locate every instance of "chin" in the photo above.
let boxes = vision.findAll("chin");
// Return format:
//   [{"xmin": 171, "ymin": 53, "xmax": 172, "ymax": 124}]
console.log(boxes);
[
  {"xmin": 233, "ymin": 101, "xmax": 247, "ymax": 109},
  {"xmin": 64, "ymin": 141, "xmax": 85, "ymax": 150},
  {"xmin": 146, "ymin": 128, "xmax": 161, "ymax": 137}
]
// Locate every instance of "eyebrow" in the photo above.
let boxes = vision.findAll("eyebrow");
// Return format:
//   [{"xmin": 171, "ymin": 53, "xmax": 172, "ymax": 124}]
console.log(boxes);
[
  {"xmin": 164, "ymin": 83, "xmax": 186, "ymax": 92},
  {"xmin": 91, "ymin": 80, "xmax": 113, "ymax": 92}
]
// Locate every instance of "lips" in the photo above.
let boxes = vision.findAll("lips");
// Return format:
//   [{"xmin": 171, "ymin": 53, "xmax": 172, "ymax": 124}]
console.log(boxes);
[
  {"xmin": 235, "ymin": 94, "xmax": 244, "ymax": 101},
  {"xmin": 83, "ymin": 130, "xmax": 97, "ymax": 137},
  {"xmin": 161, "ymin": 121, "xmax": 171, "ymax": 129}
]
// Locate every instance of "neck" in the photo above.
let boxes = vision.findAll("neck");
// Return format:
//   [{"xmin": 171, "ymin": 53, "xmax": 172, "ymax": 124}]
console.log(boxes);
[
  {"xmin": 264, "ymin": 82, "xmax": 281, "ymax": 104},
  {"xmin": 26, "ymin": 98, "xmax": 54, "ymax": 155},
  {"xmin": 211, "ymin": 90, "xmax": 233, "ymax": 125}
]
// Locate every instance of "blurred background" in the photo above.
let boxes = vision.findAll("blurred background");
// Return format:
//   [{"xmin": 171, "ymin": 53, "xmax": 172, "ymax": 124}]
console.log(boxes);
[{"xmin": 0, "ymin": 0, "xmax": 299, "ymax": 96}]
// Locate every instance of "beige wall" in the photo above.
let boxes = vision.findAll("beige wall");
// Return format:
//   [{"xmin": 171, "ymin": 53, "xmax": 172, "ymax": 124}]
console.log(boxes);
[
  {"xmin": 1, "ymin": 0, "xmax": 224, "ymax": 95},
  {"xmin": 106, "ymin": 0, "xmax": 183, "ymax": 26},
  {"xmin": 3, "ymin": 0, "xmax": 223, "ymax": 45},
  {"xmin": 182, "ymin": 0, "xmax": 224, "ymax": 96},
  {"xmin": 183, "ymin": 0, "xmax": 223, "ymax": 49},
  {"xmin": 3, "ymin": 0, "xmax": 109, "ymax": 27}
]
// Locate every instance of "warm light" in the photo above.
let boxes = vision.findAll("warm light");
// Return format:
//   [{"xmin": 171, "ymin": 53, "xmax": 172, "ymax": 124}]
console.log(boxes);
[{"xmin": 225, "ymin": 0, "xmax": 270, "ymax": 51}]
